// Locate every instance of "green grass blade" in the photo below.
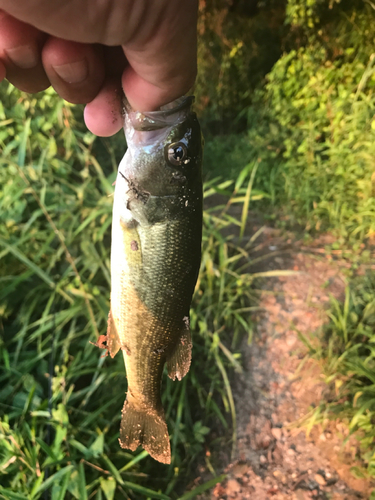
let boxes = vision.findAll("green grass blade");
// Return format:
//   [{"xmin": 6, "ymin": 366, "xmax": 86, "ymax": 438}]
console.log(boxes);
[
  {"xmin": 214, "ymin": 352, "xmax": 236, "ymax": 459},
  {"xmin": 251, "ymin": 270, "xmax": 302, "ymax": 278},
  {"xmin": 33, "ymin": 465, "xmax": 74, "ymax": 496},
  {"xmin": 178, "ymin": 474, "xmax": 227, "ymax": 500},
  {"xmin": 122, "ymin": 482, "xmax": 170, "ymax": 500},
  {"xmin": 0, "ymin": 488, "xmax": 29, "ymax": 500},
  {"xmin": 17, "ymin": 117, "xmax": 31, "ymax": 167},
  {"xmin": 119, "ymin": 450, "xmax": 149, "ymax": 473},
  {"xmin": 77, "ymin": 462, "xmax": 88, "ymax": 500},
  {"xmin": 101, "ymin": 455, "xmax": 124, "ymax": 486},
  {"xmin": 0, "ymin": 237, "xmax": 55, "ymax": 288},
  {"xmin": 240, "ymin": 162, "xmax": 258, "ymax": 240},
  {"xmin": 54, "ymin": 470, "xmax": 70, "ymax": 500}
]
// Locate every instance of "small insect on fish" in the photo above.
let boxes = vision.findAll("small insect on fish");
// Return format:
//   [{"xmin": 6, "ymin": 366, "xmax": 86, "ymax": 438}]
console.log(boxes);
[{"xmin": 103, "ymin": 96, "xmax": 203, "ymax": 464}]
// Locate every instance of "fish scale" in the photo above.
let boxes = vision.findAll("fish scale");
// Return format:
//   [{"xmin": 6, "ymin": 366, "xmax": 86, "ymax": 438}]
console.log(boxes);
[{"xmin": 103, "ymin": 96, "xmax": 203, "ymax": 464}]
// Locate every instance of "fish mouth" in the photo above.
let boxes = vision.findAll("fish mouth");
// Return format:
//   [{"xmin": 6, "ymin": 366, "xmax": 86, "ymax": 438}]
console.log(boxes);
[{"xmin": 124, "ymin": 96, "xmax": 194, "ymax": 132}]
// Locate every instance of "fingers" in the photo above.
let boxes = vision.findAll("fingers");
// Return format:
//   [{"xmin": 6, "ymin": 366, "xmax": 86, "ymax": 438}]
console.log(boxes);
[
  {"xmin": 0, "ymin": 12, "xmax": 107, "ymax": 102},
  {"xmin": 42, "ymin": 38, "xmax": 106, "ymax": 104},
  {"xmin": 82, "ymin": 46, "xmax": 126, "ymax": 136},
  {"xmin": 84, "ymin": 78, "xmax": 123, "ymax": 137},
  {"xmin": 121, "ymin": 0, "xmax": 198, "ymax": 111},
  {"xmin": 0, "ymin": 11, "xmax": 49, "ymax": 92},
  {"xmin": 122, "ymin": 62, "xmax": 196, "ymax": 113},
  {"xmin": 0, "ymin": 0, "xmax": 134, "ymax": 45},
  {"xmin": 0, "ymin": 0, "xmax": 199, "ymax": 134}
]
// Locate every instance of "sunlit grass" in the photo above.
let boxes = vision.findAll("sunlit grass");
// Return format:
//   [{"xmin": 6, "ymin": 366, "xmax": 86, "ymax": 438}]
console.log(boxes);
[
  {"xmin": 0, "ymin": 84, "xmax": 266, "ymax": 498},
  {"xmin": 298, "ymin": 272, "xmax": 375, "ymax": 485}
]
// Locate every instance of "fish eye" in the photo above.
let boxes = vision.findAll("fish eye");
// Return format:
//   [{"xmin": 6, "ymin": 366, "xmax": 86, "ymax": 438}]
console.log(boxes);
[{"xmin": 166, "ymin": 142, "xmax": 188, "ymax": 166}]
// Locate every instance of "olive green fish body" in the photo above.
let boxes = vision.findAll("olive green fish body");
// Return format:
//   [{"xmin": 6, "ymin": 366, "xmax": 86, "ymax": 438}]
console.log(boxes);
[{"xmin": 108, "ymin": 97, "xmax": 203, "ymax": 463}]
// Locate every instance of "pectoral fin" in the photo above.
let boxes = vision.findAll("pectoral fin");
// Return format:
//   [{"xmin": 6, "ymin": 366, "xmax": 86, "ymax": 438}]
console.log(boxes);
[
  {"xmin": 167, "ymin": 317, "xmax": 192, "ymax": 381},
  {"xmin": 106, "ymin": 309, "xmax": 121, "ymax": 358}
]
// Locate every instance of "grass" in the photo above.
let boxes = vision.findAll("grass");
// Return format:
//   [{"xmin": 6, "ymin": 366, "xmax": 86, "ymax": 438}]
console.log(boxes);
[
  {"xmin": 299, "ymin": 271, "xmax": 375, "ymax": 486},
  {"xmin": 0, "ymin": 83, "xmax": 269, "ymax": 498}
]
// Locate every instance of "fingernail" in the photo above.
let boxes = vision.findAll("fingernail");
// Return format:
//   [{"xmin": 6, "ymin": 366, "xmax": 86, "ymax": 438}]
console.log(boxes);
[
  {"xmin": 5, "ymin": 45, "xmax": 39, "ymax": 69},
  {"xmin": 53, "ymin": 59, "xmax": 88, "ymax": 84}
]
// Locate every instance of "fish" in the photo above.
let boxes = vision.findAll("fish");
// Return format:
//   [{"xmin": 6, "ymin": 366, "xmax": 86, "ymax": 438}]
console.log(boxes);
[{"xmin": 105, "ymin": 96, "xmax": 203, "ymax": 464}]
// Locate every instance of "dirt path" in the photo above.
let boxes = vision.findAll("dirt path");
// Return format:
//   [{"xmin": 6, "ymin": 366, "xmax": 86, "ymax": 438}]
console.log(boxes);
[{"xmin": 200, "ymin": 228, "xmax": 374, "ymax": 500}]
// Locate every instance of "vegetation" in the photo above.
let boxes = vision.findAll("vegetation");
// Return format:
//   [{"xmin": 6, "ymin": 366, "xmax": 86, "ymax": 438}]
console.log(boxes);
[
  {"xmin": 253, "ymin": 4, "xmax": 375, "ymax": 238},
  {"xmin": 2, "ymin": 0, "xmax": 375, "ymax": 495},
  {"xmin": 196, "ymin": 0, "xmax": 285, "ymax": 130},
  {"xmin": 200, "ymin": 0, "xmax": 375, "ymax": 239},
  {"xmin": 0, "ymin": 85, "xmax": 268, "ymax": 498},
  {"xmin": 202, "ymin": 0, "xmax": 375, "ymax": 488},
  {"xmin": 301, "ymin": 272, "xmax": 375, "ymax": 483}
]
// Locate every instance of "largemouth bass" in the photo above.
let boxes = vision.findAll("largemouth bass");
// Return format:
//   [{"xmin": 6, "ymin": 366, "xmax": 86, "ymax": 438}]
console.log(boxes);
[{"xmin": 107, "ymin": 96, "xmax": 203, "ymax": 464}]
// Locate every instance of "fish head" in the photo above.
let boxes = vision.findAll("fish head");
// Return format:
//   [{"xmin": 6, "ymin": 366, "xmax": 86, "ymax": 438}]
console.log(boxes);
[{"xmin": 121, "ymin": 96, "xmax": 203, "ymax": 198}]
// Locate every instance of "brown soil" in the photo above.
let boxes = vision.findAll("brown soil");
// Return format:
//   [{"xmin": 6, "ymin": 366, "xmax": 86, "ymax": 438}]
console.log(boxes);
[{"xmin": 197, "ymin": 226, "xmax": 374, "ymax": 500}]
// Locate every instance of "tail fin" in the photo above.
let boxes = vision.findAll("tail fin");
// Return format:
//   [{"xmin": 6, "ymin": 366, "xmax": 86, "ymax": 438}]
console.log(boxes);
[{"xmin": 119, "ymin": 399, "xmax": 171, "ymax": 464}]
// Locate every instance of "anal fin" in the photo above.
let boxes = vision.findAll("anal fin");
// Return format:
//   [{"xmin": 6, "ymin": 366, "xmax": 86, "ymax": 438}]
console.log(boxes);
[{"xmin": 167, "ymin": 318, "xmax": 192, "ymax": 381}]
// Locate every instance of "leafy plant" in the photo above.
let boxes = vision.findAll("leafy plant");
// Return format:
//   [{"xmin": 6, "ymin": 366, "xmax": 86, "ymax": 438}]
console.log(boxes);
[
  {"xmin": 232, "ymin": 1, "xmax": 375, "ymax": 239},
  {"xmin": 286, "ymin": 0, "xmax": 342, "ymax": 28}
]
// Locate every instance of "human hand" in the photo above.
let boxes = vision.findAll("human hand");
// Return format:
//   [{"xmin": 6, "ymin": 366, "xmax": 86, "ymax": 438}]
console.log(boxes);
[{"xmin": 0, "ymin": 0, "xmax": 198, "ymax": 136}]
